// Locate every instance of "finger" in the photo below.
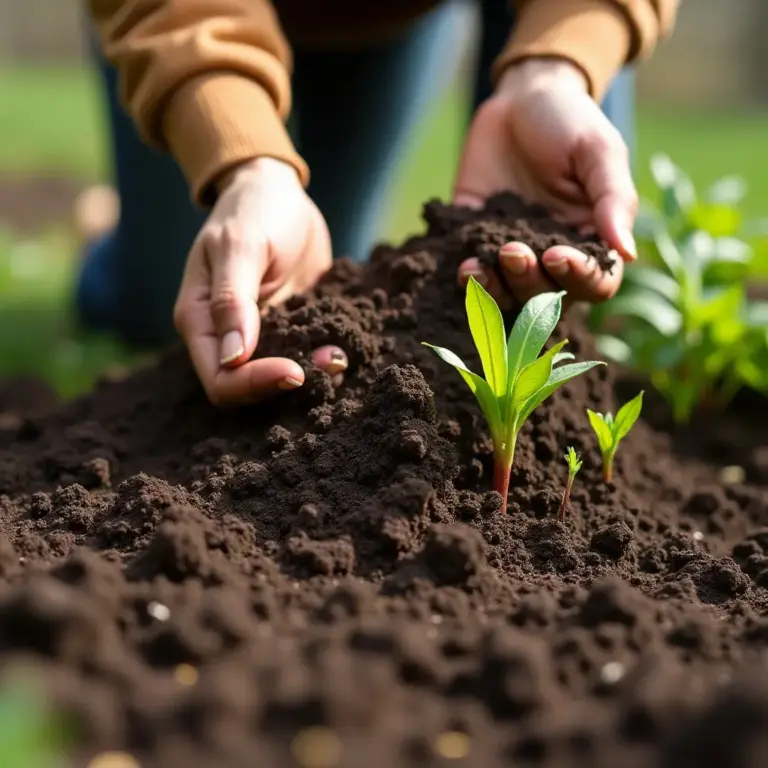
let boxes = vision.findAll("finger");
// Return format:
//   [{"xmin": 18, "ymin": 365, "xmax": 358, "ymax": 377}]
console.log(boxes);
[
  {"xmin": 457, "ymin": 258, "xmax": 513, "ymax": 310},
  {"xmin": 576, "ymin": 131, "xmax": 638, "ymax": 261},
  {"xmin": 312, "ymin": 345, "xmax": 348, "ymax": 386},
  {"xmin": 452, "ymin": 191, "xmax": 485, "ymax": 210},
  {"xmin": 209, "ymin": 228, "xmax": 267, "ymax": 367},
  {"xmin": 312, "ymin": 345, "xmax": 348, "ymax": 376},
  {"xmin": 497, "ymin": 242, "xmax": 558, "ymax": 303},
  {"xmin": 191, "ymin": 331, "xmax": 306, "ymax": 407},
  {"xmin": 541, "ymin": 245, "xmax": 624, "ymax": 303},
  {"xmin": 176, "ymin": 288, "xmax": 306, "ymax": 406}
]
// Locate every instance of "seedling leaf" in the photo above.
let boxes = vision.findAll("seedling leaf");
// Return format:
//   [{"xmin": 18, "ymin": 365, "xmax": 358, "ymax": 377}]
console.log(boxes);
[
  {"xmin": 422, "ymin": 343, "xmax": 502, "ymax": 435},
  {"xmin": 564, "ymin": 446, "xmax": 583, "ymax": 476},
  {"xmin": 613, "ymin": 390, "xmax": 644, "ymax": 441},
  {"xmin": 513, "ymin": 340, "xmax": 568, "ymax": 408},
  {"xmin": 519, "ymin": 361, "xmax": 605, "ymax": 424},
  {"xmin": 465, "ymin": 277, "xmax": 507, "ymax": 397},
  {"xmin": 506, "ymin": 291, "xmax": 565, "ymax": 388},
  {"xmin": 587, "ymin": 410, "xmax": 613, "ymax": 454}
]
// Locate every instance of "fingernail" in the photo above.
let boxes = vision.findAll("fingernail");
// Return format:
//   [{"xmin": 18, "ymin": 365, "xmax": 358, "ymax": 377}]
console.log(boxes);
[
  {"xmin": 618, "ymin": 227, "xmax": 637, "ymax": 260},
  {"xmin": 279, "ymin": 376, "xmax": 303, "ymax": 390},
  {"xmin": 460, "ymin": 269, "xmax": 487, "ymax": 287},
  {"xmin": 499, "ymin": 249, "xmax": 528, "ymax": 276},
  {"xmin": 543, "ymin": 253, "xmax": 569, "ymax": 276},
  {"xmin": 220, "ymin": 331, "xmax": 245, "ymax": 365},
  {"xmin": 325, "ymin": 349, "xmax": 348, "ymax": 377}
]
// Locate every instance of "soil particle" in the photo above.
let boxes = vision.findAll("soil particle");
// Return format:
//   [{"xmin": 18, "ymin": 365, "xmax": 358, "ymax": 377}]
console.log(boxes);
[{"xmin": 0, "ymin": 192, "xmax": 763, "ymax": 766}]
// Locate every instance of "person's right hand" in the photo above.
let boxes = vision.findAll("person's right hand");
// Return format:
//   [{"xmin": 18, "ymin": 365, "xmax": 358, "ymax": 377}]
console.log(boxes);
[{"xmin": 173, "ymin": 157, "xmax": 347, "ymax": 407}]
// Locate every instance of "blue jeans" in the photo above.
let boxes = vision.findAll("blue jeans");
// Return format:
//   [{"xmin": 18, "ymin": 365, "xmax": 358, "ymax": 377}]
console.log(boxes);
[{"xmin": 77, "ymin": 0, "xmax": 635, "ymax": 346}]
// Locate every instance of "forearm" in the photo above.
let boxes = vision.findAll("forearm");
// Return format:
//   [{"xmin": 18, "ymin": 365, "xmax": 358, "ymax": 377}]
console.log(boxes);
[
  {"xmin": 496, "ymin": 0, "xmax": 681, "ymax": 100},
  {"xmin": 88, "ymin": 0, "xmax": 307, "ymax": 204}
]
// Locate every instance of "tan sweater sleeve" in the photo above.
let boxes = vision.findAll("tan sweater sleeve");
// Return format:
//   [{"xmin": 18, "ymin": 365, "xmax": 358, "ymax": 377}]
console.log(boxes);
[
  {"xmin": 89, "ymin": 0, "xmax": 307, "ymax": 206},
  {"xmin": 495, "ymin": 0, "xmax": 680, "ymax": 101}
]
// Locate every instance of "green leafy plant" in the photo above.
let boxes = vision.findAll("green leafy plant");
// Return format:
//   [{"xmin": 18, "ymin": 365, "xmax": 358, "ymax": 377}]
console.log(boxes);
[
  {"xmin": 558, "ymin": 447, "xmax": 583, "ymax": 523},
  {"xmin": 590, "ymin": 154, "xmax": 768, "ymax": 423},
  {"xmin": 423, "ymin": 277, "xmax": 604, "ymax": 514},
  {"xmin": 0, "ymin": 675, "xmax": 72, "ymax": 767},
  {"xmin": 587, "ymin": 391, "xmax": 644, "ymax": 483}
]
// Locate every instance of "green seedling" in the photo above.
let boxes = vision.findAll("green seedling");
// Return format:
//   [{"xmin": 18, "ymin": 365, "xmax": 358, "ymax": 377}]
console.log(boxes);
[
  {"xmin": 558, "ymin": 447, "xmax": 583, "ymax": 523},
  {"xmin": 590, "ymin": 154, "xmax": 768, "ymax": 423},
  {"xmin": 423, "ymin": 277, "xmax": 604, "ymax": 514},
  {"xmin": 587, "ymin": 391, "xmax": 644, "ymax": 483}
]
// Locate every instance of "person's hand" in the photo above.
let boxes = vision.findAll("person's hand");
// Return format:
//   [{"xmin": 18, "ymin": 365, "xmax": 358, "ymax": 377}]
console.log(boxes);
[
  {"xmin": 453, "ymin": 59, "xmax": 638, "ymax": 307},
  {"xmin": 173, "ymin": 157, "xmax": 347, "ymax": 406}
]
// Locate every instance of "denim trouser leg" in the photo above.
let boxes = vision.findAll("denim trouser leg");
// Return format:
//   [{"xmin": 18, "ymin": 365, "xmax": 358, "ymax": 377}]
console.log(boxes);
[
  {"xmin": 76, "ymin": 0, "xmax": 635, "ymax": 345},
  {"xmin": 291, "ymin": 0, "xmax": 473, "ymax": 261}
]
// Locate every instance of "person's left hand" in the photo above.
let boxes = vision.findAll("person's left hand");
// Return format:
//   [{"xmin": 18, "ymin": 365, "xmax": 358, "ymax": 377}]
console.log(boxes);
[{"xmin": 453, "ymin": 58, "xmax": 639, "ymax": 308}]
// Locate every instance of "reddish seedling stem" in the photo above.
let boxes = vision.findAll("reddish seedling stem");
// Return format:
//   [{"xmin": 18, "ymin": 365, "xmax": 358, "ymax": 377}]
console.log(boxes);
[
  {"xmin": 558, "ymin": 476, "xmax": 574, "ymax": 523},
  {"xmin": 494, "ymin": 458, "xmax": 511, "ymax": 515},
  {"xmin": 603, "ymin": 455, "xmax": 614, "ymax": 484}
]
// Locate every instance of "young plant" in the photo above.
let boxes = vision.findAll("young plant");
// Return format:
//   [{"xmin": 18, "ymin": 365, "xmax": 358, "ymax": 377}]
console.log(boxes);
[
  {"xmin": 558, "ymin": 447, "xmax": 583, "ymax": 523},
  {"xmin": 586, "ymin": 391, "xmax": 644, "ymax": 483},
  {"xmin": 589, "ymin": 154, "xmax": 768, "ymax": 423},
  {"xmin": 423, "ymin": 277, "xmax": 604, "ymax": 514}
]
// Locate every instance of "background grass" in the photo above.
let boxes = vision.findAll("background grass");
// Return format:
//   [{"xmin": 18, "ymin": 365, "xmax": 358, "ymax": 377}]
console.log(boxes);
[
  {"xmin": 0, "ymin": 66, "xmax": 767, "ymax": 399},
  {"xmin": 0, "ymin": 68, "xmax": 107, "ymax": 180}
]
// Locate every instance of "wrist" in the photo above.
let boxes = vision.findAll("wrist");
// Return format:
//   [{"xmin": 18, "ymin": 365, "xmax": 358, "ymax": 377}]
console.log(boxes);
[
  {"xmin": 215, "ymin": 157, "xmax": 301, "ymax": 196},
  {"xmin": 497, "ymin": 57, "xmax": 589, "ymax": 95}
]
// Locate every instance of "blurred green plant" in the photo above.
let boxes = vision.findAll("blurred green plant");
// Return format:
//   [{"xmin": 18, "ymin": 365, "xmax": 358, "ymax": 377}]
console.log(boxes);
[
  {"xmin": 590, "ymin": 154, "xmax": 768, "ymax": 424},
  {"xmin": 0, "ymin": 225, "xmax": 144, "ymax": 398},
  {"xmin": 0, "ymin": 674, "xmax": 72, "ymax": 767}
]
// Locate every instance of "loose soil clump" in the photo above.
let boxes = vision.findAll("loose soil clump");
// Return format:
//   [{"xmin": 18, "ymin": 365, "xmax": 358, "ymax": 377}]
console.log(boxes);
[{"xmin": 0, "ymin": 193, "xmax": 765, "ymax": 767}]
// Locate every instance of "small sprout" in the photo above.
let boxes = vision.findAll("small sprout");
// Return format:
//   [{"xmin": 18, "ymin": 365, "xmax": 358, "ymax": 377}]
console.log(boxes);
[
  {"xmin": 423, "ymin": 278, "xmax": 604, "ymax": 514},
  {"xmin": 558, "ymin": 447, "xmax": 583, "ymax": 523},
  {"xmin": 587, "ymin": 391, "xmax": 644, "ymax": 483}
]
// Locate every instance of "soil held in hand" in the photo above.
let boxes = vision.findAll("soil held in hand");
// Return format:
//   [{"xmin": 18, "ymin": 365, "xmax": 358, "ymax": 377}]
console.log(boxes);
[{"xmin": 0, "ymin": 194, "xmax": 765, "ymax": 768}]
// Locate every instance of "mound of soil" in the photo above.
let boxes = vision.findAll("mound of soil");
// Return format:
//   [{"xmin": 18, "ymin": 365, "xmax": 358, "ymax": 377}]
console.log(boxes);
[{"xmin": 0, "ymin": 193, "xmax": 765, "ymax": 768}]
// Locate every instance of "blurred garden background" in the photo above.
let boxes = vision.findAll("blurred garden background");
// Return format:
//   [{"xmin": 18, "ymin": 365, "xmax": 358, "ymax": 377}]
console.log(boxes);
[{"xmin": 0, "ymin": 0, "xmax": 767, "ymax": 398}]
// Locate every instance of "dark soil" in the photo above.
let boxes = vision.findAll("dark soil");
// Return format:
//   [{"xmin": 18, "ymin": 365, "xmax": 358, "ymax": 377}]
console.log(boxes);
[
  {"xmin": 463, "ymin": 193, "xmax": 616, "ymax": 276},
  {"xmin": 0, "ymin": 193, "xmax": 765, "ymax": 768}
]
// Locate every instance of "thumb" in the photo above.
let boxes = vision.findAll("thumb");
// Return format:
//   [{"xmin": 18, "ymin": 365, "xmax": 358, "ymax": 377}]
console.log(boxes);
[
  {"xmin": 209, "ymin": 227, "xmax": 267, "ymax": 367},
  {"xmin": 576, "ymin": 131, "xmax": 639, "ymax": 261}
]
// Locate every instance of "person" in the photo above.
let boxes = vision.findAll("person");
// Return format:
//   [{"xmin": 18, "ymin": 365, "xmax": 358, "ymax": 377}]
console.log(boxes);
[{"xmin": 83, "ymin": 0, "xmax": 679, "ymax": 406}]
